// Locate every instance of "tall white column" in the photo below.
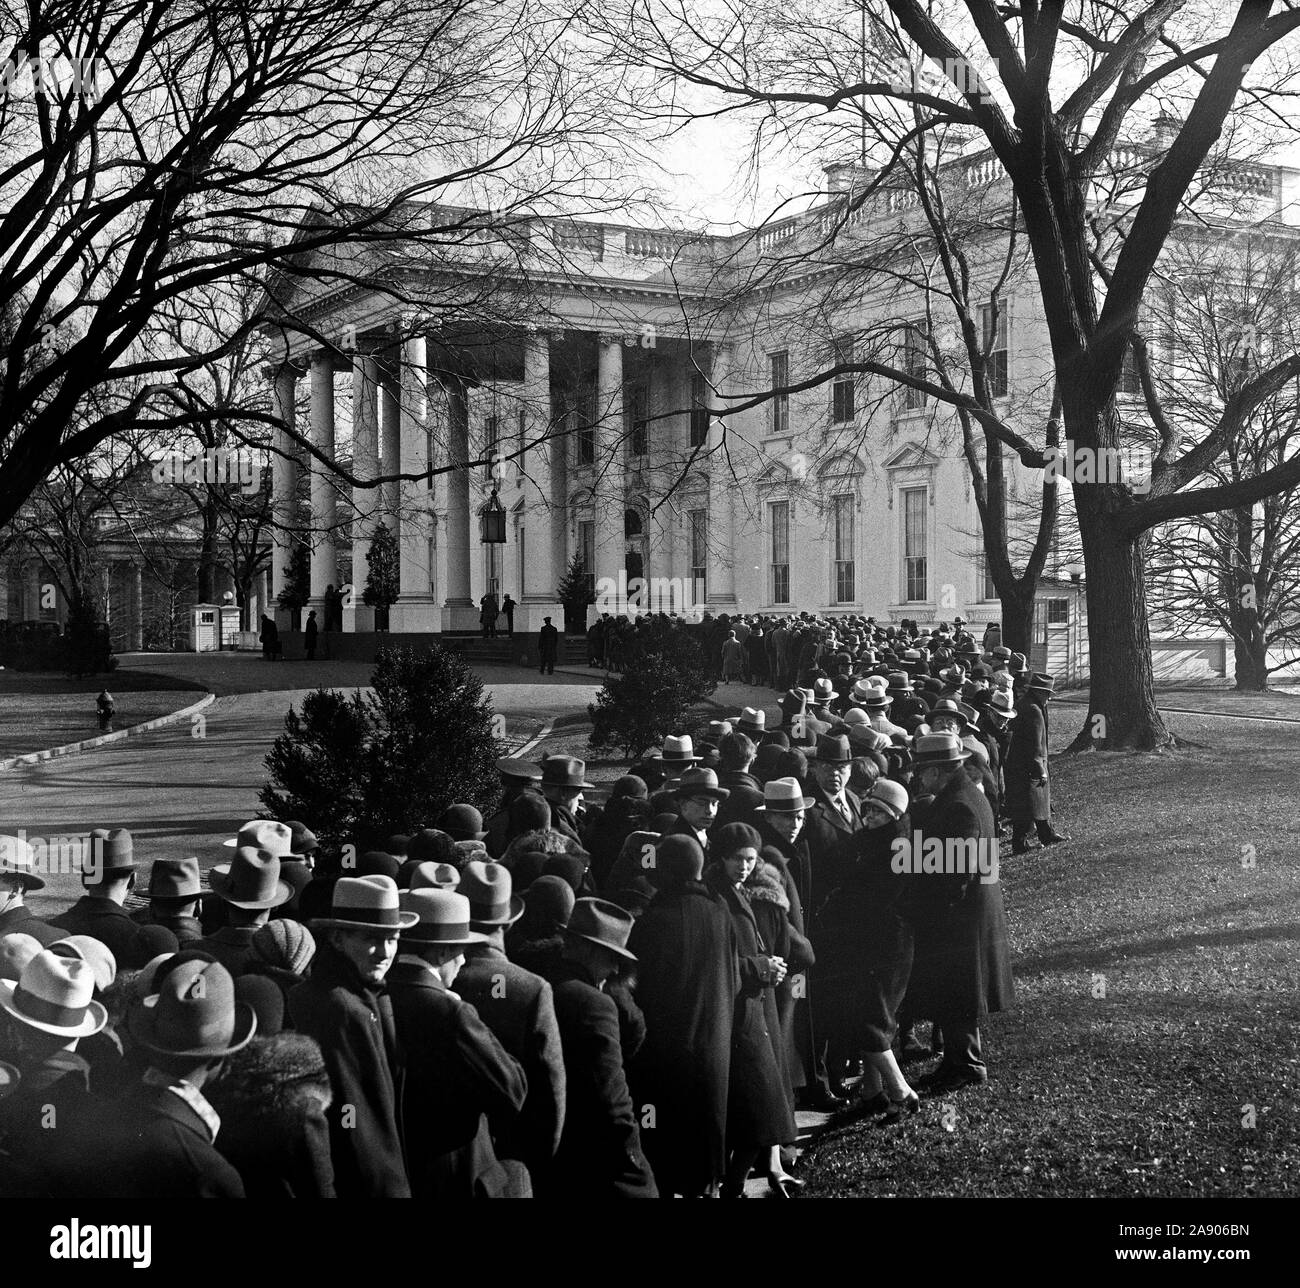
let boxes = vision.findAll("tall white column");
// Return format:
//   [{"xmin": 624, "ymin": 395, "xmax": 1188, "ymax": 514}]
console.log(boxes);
[
  {"xmin": 706, "ymin": 342, "xmax": 737, "ymax": 608},
  {"xmin": 307, "ymin": 351, "xmax": 338, "ymax": 623},
  {"xmin": 516, "ymin": 329, "xmax": 564, "ymax": 637},
  {"xmin": 346, "ymin": 353, "xmax": 380, "ymax": 632},
  {"xmin": 131, "ymin": 564, "xmax": 144, "ymax": 650},
  {"xmin": 268, "ymin": 364, "xmax": 300, "ymax": 626},
  {"xmin": 440, "ymin": 376, "xmax": 478, "ymax": 632},
  {"xmin": 593, "ymin": 334, "xmax": 625, "ymax": 608},
  {"xmin": 390, "ymin": 334, "xmax": 440, "ymax": 632},
  {"xmin": 380, "ymin": 361, "xmax": 401, "ymax": 521}
]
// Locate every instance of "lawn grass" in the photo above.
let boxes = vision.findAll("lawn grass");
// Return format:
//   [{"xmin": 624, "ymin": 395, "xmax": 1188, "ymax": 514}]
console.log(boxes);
[
  {"xmin": 0, "ymin": 670, "xmax": 205, "ymax": 759},
  {"xmin": 800, "ymin": 710, "xmax": 1300, "ymax": 1197}
]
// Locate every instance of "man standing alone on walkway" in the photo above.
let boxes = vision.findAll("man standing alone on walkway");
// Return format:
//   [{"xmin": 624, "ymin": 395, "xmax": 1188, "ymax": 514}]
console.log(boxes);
[{"xmin": 538, "ymin": 616, "xmax": 558, "ymax": 675}]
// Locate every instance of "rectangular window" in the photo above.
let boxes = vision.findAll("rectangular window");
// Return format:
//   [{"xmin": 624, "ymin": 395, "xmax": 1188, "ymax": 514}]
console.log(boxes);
[
  {"xmin": 979, "ymin": 298, "xmax": 1009, "ymax": 397},
  {"xmin": 1119, "ymin": 343, "xmax": 1141, "ymax": 396},
  {"xmin": 976, "ymin": 550, "xmax": 997, "ymax": 601},
  {"xmin": 770, "ymin": 500, "xmax": 790, "ymax": 604},
  {"xmin": 576, "ymin": 396, "xmax": 594, "ymax": 465},
  {"xmin": 770, "ymin": 351, "xmax": 790, "ymax": 435},
  {"xmin": 833, "ymin": 494, "xmax": 855, "ymax": 603},
  {"xmin": 690, "ymin": 373, "xmax": 709, "ymax": 447},
  {"xmin": 579, "ymin": 520, "xmax": 596, "ymax": 599},
  {"xmin": 1047, "ymin": 597, "xmax": 1070, "ymax": 625},
  {"xmin": 831, "ymin": 334, "xmax": 856, "ymax": 423},
  {"xmin": 689, "ymin": 508, "xmax": 708, "ymax": 600},
  {"xmin": 902, "ymin": 487, "xmax": 928, "ymax": 602},
  {"xmin": 904, "ymin": 324, "xmax": 928, "ymax": 410},
  {"xmin": 626, "ymin": 382, "xmax": 648, "ymax": 457}
]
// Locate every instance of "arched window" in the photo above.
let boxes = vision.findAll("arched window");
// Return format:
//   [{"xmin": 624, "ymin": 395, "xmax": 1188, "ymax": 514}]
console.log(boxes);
[{"xmin": 624, "ymin": 508, "xmax": 643, "ymax": 538}]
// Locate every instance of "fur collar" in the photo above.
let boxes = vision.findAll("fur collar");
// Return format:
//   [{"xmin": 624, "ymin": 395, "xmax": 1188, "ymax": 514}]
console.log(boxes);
[{"xmin": 744, "ymin": 862, "xmax": 789, "ymax": 910}]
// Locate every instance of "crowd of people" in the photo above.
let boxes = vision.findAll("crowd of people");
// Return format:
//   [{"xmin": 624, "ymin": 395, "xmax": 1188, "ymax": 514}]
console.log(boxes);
[{"xmin": 0, "ymin": 613, "xmax": 1065, "ymax": 1199}]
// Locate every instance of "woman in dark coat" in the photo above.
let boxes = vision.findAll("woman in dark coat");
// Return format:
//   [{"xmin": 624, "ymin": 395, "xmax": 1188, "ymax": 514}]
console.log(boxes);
[
  {"xmin": 627, "ymin": 835, "xmax": 736, "ymax": 1197},
  {"xmin": 814, "ymin": 778, "xmax": 919, "ymax": 1117},
  {"xmin": 705, "ymin": 823, "xmax": 798, "ymax": 1198},
  {"xmin": 206, "ymin": 1032, "xmax": 336, "ymax": 1197}
]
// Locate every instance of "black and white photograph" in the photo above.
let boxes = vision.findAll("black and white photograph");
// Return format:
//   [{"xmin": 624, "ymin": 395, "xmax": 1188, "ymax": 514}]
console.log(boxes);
[{"xmin": 0, "ymin": 0, "xmax": 1296, "ymax": 1266}]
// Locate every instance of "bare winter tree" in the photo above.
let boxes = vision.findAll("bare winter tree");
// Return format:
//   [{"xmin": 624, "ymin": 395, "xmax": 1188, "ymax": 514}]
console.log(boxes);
[
  {"xmin": 591, "ymin": 0, "xmax": 1300, "ymax": 749},
  {"xmin": 0, "ymin": 0, "xmax": 641, "ymax": 530},
  {"xmin": 1144, "ymin": 231, "xmax": 1300, "ymax": 689}
]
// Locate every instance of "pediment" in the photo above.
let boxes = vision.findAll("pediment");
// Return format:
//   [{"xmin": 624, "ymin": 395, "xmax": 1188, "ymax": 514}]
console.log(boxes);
[{"xmin": 883, "ymin": 443, "xmax": 943, "ymax": 471}]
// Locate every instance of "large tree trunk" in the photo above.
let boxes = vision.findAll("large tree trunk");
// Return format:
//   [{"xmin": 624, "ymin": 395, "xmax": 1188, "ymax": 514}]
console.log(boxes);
[
  {"xmin": 1072, "ymin": 486, "xmax": 1170, "ymax": 749},
  {"xmin": 998, "ymin": 590, "xmax": 1035, "ymax": 657},
  {"xmin": 1231, "ymin": 620, "xmax": 1269, "ymax": 691}
]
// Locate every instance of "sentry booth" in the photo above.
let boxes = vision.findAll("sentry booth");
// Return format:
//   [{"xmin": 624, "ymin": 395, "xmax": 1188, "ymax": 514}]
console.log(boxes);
[{"xmin": 190, "ymin": 604, "xmax": 220, "ymax": 651}]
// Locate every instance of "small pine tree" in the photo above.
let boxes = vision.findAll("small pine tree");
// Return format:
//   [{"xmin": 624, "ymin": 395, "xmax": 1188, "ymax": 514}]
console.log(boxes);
[
  {"xmin": 556, "ymin": 552, "xmax": 594, "ymax": 632},
  {"xmin": 277, "ymin": 543, "xmax": 311, "ymax": 614},
  {"xmin": 362, "ymin": 522, "xmax": 400, "ymax": 630},
  {"xmin": 259, "ymin": 688, "xmax": 373, "ymax": 846}
]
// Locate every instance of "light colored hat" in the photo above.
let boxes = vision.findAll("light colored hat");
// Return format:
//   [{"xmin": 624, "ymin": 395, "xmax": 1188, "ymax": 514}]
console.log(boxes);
[
  {"xmin": 459, "ymin": 861, "xmax": 524, "ymax": 928},
  {"xmin": 866, "ymin": 779, "xmax": 909, "ymax": 820},
  {"xmin": 222, "ymin": 819, "xmax": 294, "ymax": 858},
  {"xmin": 50, "ymin": 936, "xmax": 117, "ymax": 992},
  {"xmin": 0, "ymin": 834, "xmax": 44, "ymax": 890},
  {"xmin": 0, "ymin": 950, "xmax": 107, "ymax": 1039},
  {"xmin": 316, "ymin": 874, "xmax": 419, "ymax": 932},
  {"xmin": 812, "ymin": 678, "xmax": 835, "ymax": 702},
  {"xmin": 0, "ymin": 932, "xmax": 43, "ymax": 983},
  {"xmin": 912, "ymin": 731, "xmax": 972, "ymax": 764},
  {"xmin": 399, "ymin": 888, "xmax": 488, "ymax": 947},
  {"xmin": 842, "ymin": 707, "xmax": 871, "ymax": 727},
  {"xmin": 655, "ymin": 735, "xmax": 700, "ymax": 766},
  {"xmin": 736, "ymin": 707, "xmax": 766, "ymax": 732},
  {"xmin": 754, "ymin": 777, "xmax": 814, "ymax": 812},
  {"xmin": 988, "ymin": 691, "xmax": 1018, "ymax": 719}
]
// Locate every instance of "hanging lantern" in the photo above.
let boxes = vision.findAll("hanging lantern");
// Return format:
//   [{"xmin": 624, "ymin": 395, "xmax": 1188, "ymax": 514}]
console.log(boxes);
[{"xmin": 481, "ymin": 488, "xmax": 506, "ymax": 544}]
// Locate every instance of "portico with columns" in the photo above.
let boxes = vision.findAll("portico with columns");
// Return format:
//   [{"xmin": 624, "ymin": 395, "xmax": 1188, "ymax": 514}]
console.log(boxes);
[{"xmin": 261, "ymin": 296, "xmax": 738, "ymax": 644}]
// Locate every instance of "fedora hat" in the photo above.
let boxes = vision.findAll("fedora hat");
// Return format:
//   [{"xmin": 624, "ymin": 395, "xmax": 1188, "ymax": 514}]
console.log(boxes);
[
  {"xmin": 654, "ymin": 735, "xmax": 700, "ymax": 766},
  {"xmin": 1027, "ymin": 672, "xmax": 1056, "ymax": 695},
  {"xmin": 315, "ymin": 874, "xmax": 419, "ymax": 932},
  {"xmin": 668, "ymin": 767, "xmax": 730, "ymax": 801},
  {"xmin": 988, "ymin": 690, "xmax": 1018, "ymax": 719},
  {"xmin": 399, "ymin": 888, "xmax": 488, "ymax": 947},
  {"xmin": 864, "ymin": 779, "xmax": 909, "ymax": 821},
  {"xmin": 222, "ymin": 819, "xmax": 294, "ymax": 859},
  {"xmin": 912, "ymin": 731, "xmax": 971, "ymax": 765},
  {"xmin": 927, "ymin": 698, "xmax": 975, "ymax": 731},
  {"xmin": 128, "ymin": 959, "xmax": 255, "ymax": 1059},
  {"xmin": 754, "ymin": 776, "xmax": 813, "ymax": 812},
  {"xmin": 495, "ymin": 757, "xmax": 542, "ymax": 781},
  {"xmin": 459, "ymin": 861, "xmax": 524, "ymax": 928},
  {"xmin": 849, "ymin": 679, "xmax": 878, "ymax": 703},
  {"xmin": 859, "ymin": 684, "xmax": 892, "ymax": 709},
  {"xmin": 885, "ymin": 671, "xmax": 914, "ymax": 693},
  {"xmin": 703, "ymin": 720, "xmax": 733, "ymax": 744},
  {"xmin": 540, "ymin": 756, "xmax": 595, "ymax": 790},
  {"xmin": 991, "ymin": 645, "xmax": 1012, "ymax": 662},
  {"xmin": 736, "ymin": 708, "xmax": 766, "ymax": 733},
  {"xmin": 563, "ymin": 897, "xmax": 637, "ymax": 963},
  {"xmin": 0, "ymin": 932, "xmax": 43, "ymax": 983},
  {"xmin": 847, "ymin": 723, "xmax": 890, "ymax": 753},
  {"xmin": 778, "ymin": 689, "xmax": 807, "ymax": 719},
  {"xmin": 810, "ymin": 732, "xmax": 853, "ymax": 764},
  {"xmin": 0, "ymin": 834, "xmax": 44, "ymax": 891},
  {"xmin": 84, "ymin": 828, "xmax": 135, "ymax": 879},
  {"xmin": 209, "ymin": 847, "xmax": 293, "ymax": 910},
  {"xmin": 284, "ymin": 821, "xmax": 319, "ymax": 857},
  {"xmin": 0, "ymin": 950, "xmax": 107, "ymax": 1039},
  {"xmin": 147, "ymin": 857, "xmax": 202, "ymax": 903},
  {"xmin": 1009, "ymin": 651, "xmax": 1028, "ymax": 674},
  {"xmin": 49, "ymin": 936, "xmax": 117, "ymax": 992},
  {"xmin": 408, "ymin": 861, "xmax": 461, "ymax": 892},
  {"xmin": 812, "ymin": 678, "xmax": 835, "ymax": 703}
]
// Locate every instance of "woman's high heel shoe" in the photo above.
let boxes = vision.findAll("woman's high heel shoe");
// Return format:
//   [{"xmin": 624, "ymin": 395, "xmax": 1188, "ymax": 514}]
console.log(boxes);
[{"xmin": 768, "ymin": 1172, "xmax": 804, "ymax": 1197}]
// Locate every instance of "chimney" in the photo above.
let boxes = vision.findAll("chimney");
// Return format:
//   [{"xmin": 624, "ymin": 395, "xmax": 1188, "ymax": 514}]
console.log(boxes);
[{"xmin": 823, "ymin": 161, "xmax": 858, "ymax": 196}]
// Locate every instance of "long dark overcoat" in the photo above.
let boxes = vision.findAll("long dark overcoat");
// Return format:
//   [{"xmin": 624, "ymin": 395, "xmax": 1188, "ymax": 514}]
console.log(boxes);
[
  {"xmin": 904, "ymin": 773, "xmax": 1014, "ymax": 1018},
  {"xmin": 705, "ymin": 866, "xmax": 796, "ymax": 1152},
  {"xmin": 626, "ymin": 880, "xmax": 736, "ymax": 1196},
  {"xmin": 387, "ymin": 955, "xmax": 527, "ymax": 1199},
  {"xmin": 287, "ymin": 943, "xmax": 410, "ymax": 1198},
  {"xmin": 1003, "ymin": 699, "xmax": 1051, "ymax": 822}
]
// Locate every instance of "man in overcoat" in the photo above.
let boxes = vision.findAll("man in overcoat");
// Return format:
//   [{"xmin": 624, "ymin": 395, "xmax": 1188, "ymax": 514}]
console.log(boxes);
[
  {"xmin": 387, "ymin": 888, "xmax": 527, "ymax": 1199},
  {"xmin": 906, "ymin": 733, "xmax": 1015, "ymax": 1094},
  {"xmin": 454, "ymin": 863, "xmax": 566, "ymax": 1193},
  {"xmin": 0, "ymin": 835, "xmax": 61, "ymax": 947},
  {"xmin": 290, "ymin": 875, "xmax": 414, "ymax": 1197},
  {"xmin": 538, "ymin": 899, "xmax": 658, "ymax": 1198},
  {"xmin": 1003, "ymin": 673, "xmax": 1069, "ymax": 854},
  {"xmin": 49, "ymin": 829, "xmax": 152, "ymax": 965}
]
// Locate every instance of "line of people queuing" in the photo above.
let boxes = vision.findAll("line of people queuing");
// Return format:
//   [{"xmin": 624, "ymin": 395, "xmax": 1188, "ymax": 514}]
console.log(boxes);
[{"xmin": 0, "ymin": 619, "xmax": 1064, "ymax": 1199}]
